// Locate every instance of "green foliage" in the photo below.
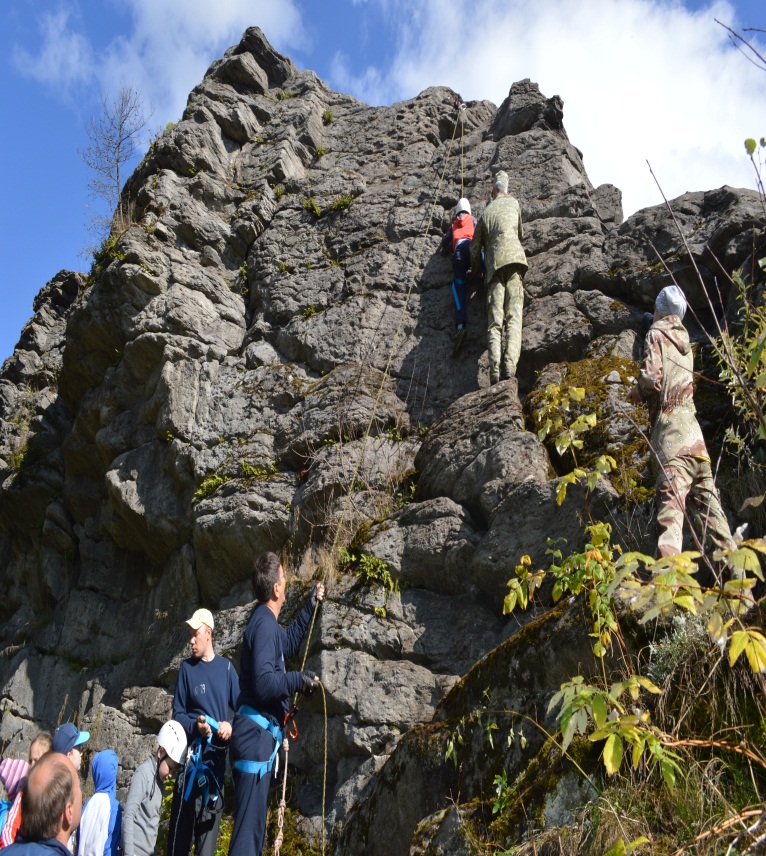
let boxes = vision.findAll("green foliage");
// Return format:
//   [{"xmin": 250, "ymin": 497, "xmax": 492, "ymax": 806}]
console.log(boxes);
[
  {"xmin": 303, "ymin": 305, "xmax": 317, "ymax": 319},
  {"xmin": 717, "ymin": 262, "xmax": 766, "ymax": 484},
  {"xmin": 214, "ymin": 815, "xmax": 233, "ymax": 856},
  {"xmin": 265, "ymin": 807, "xmax": 320, "ymax": 856},
  {"xmin": 154, "ymin": 782, "xmax": 175, "ymax": 855},
  {"xmin": 194, "ymin": 473, "xmax": 230, "ymax": 501},
  {"xmin": 331, "ymin": 193, "xmax": 355, "ymax": 211},
  {"xmin": 744, "ymin": 136, "xmax": 766, "ymax": 211},
  {"xmin": 275, "ymin": 89, "xmax": 295, "ymax": 100},
  {"xmin": 303, "ymin": 196, "xmax": 321, "ymax": 218},
  {"xmin": 505, "ymin": 522, "xmax": 620, "ymax": 658},
  {"xmin": 277, "ymin": 261, "xmax": 288, "ymax": 274},
  {"xmin": 532, "ymin": 383, "xmax": 616, "ymax": 504},
  {"xmin": 239, "ymin": 260, "xmax": 247, "ymax": 280},
  {"xmin": 8, "ymin": 445, "xmax": 28, "ymax": 472},
  {"xmin": 315, "ymin": 145, "xmax": 327, "ymax": 157},
  {"xmin": 240, "ymin": 459, "xmax": 277, "ymax": 479},
  {"xmin": 394, "ymin": 480, "xmax": 417, "ymax": 508},
  {"xmin": 322, "ymin": 109, "xmax": 334, "ymax": 124},
  {"xmin": 603, "ymin": 837, "xmax": 651, "ymax": 856},
  {"xmin": 339, "ymin": 548, "xmax": 400, "ymax": 596},
  {"xmin": 505, "ymin": 521, "xmax": 766, "ymax": 787},
  {"xmin": 89, "ymin": 232, "xmax": 126, "ymax": 280},
  {"xmin": 492, "ymin": 769, "xmax": 511, "ymax": 815}
]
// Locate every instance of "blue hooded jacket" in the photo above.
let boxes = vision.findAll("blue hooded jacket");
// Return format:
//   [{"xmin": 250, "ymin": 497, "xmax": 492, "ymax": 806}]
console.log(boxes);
[{"xmin": 84, "ymin": 750, "xmax": 122, "ymax": 856}]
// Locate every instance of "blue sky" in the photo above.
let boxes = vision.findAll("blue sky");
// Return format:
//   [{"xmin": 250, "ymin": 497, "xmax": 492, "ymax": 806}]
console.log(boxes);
[{"xmin": 1, "ymin": 0, "xmax": 765, "ymax": 365}]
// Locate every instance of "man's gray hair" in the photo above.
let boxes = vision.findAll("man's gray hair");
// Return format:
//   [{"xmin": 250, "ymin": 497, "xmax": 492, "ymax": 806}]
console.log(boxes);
[{"xmin": 493, "ymin": 170, "xmax": 509, "ymax": 193}]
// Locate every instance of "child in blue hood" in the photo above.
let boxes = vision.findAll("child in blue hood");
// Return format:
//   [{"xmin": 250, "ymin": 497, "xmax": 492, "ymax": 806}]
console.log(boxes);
[{"xmin": 78, "ymin": 750, "xmax": 122, "ymax": 856}]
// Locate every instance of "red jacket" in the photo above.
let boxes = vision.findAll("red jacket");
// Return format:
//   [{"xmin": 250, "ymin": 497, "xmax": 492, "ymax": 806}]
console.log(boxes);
[{"xmin": 450, "ymin": 213, "xmax": 474, "ymax": 250}]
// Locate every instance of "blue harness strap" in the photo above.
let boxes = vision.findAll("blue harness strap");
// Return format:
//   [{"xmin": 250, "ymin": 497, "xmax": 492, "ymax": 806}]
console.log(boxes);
[
  {"xmin": 233, "ymin": 705, "xmax": 283, "ymax": 780},
  {"xmin": 452, "ymin": 281, "xmax": 463, "ymax": 311},
  {"xmin": 182, "ymin": 715, "xmax": 224, "ymax": 804}
]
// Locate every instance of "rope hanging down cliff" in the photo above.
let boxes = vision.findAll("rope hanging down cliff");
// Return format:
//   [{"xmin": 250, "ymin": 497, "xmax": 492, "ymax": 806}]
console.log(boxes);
[{"xmin": 273, "ymin": 100, "xmax": 466, "ymax": 856}]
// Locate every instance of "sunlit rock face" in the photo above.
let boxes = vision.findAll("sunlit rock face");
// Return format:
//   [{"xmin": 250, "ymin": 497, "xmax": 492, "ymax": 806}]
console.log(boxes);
[{"xmin": 0, "ymin": 26, "xmax": 760, "ymax": 852}]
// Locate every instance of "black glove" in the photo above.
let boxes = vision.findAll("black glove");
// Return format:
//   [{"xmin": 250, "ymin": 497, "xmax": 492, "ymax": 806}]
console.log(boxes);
[
  {"xmin": 308, "ymin": 584, "xmax": 322, "ymax": 609},
  {"xmin": 300, "ymin": 670, "xmax": 318, "ymax": 696}
]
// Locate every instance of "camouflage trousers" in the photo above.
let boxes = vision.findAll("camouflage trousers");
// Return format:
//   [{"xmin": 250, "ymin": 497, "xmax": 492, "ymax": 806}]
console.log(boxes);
[
  {"xmin": 486, "ymin": 264, "xmax": 524, "ymax": 382},
  {"xmin": 655, "ymin": 456, "xmax": 735, "ymax": 558}
]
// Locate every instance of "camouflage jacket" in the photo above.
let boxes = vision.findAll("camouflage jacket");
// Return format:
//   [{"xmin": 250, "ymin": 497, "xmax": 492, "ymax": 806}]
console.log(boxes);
[
  {"xmin": 470, "ymin": 194, "xmax": 527, "ymax": 283},
  {"xmin": 634, "ymin": 314, "xmax": 708, "ymax": 466}
]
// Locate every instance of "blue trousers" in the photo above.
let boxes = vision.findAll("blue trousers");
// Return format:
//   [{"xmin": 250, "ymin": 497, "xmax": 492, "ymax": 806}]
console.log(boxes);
[
  {"xmin": 451, "ymin": 240, "xmax": 471, "ymax": 327},
  {"xmin": 228, "ymin": 713, "xmax": 279, "ymax": 856}
]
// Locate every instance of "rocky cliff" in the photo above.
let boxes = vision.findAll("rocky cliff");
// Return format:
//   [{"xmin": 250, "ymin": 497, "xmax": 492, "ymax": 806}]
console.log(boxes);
[{"xmin": 0, "ymin": 27, "xmax": 762, "ymax": 854}]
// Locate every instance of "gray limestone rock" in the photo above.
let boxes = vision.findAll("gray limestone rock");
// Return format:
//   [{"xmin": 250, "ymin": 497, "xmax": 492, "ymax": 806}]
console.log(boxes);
[
  {"xmin": 415, "ymin": 379, "xmax": 550, "ymax": 526},
  {"xmin": 0, "ymin": 24, "xmax": 756, "ymax": 856}
]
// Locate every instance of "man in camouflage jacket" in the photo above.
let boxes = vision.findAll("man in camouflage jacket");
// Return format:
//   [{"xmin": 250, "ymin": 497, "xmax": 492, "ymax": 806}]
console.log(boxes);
[
  {"xmin": 470, "ymin": 170, "xmax": 528, "ymax": 384},
  {"xmin": 627, "ymin": 285, "xmax": 735, "ymax": 557}
]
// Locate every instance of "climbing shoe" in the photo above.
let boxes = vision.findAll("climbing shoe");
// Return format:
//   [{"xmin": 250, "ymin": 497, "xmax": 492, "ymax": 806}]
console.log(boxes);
[{"xmin": 452, "ymin": 325, "xmax": 467, "ymax": 356}]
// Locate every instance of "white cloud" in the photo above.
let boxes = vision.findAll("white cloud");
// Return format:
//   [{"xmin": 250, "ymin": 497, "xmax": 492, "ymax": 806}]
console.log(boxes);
[
  {"xmin": 14, "ymin": 0, "xmax": 306, "ymax": 135},
  {"xmin": 12, "ymin": 6, "xmax": 94, "ymax": 91},
  {"xmin": 328, "ymin": 0, "xmax": 766, "ymax": 218},
  {"xmin": 330, "ymin": 52, "xmax": 390, "ymax": 104},
  {"xmin": 100, "ymin": 0, "xmax": 307, "ymax": 126}
]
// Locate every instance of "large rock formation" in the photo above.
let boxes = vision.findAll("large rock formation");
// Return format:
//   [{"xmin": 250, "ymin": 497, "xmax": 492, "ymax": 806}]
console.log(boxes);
[{"xmin": 0, "ymin": 27, "xmax": 761, "ymax": 854}]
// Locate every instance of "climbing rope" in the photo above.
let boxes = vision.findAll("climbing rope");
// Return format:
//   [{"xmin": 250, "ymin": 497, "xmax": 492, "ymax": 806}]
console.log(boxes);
[
  {"xmin": 274, "ymin": 100, "xmax": 465, "ymax": 856},
  {"xmin": 272, "ymin": 734, "xmax": 290, "ymax": 856},
  {"xmin": 458, "ymin": 100, "xmax": 465, "ymax": 198}
]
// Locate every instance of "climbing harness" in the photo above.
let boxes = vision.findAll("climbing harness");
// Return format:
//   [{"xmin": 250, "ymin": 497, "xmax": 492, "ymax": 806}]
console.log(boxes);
[
  {"xmin": 182, "ymin": 714, "xmax": 224, "ymax": 809},
  {"xmin": 273, "ymin": 98, "xmax": 467, "ymax": 856},
  {"xmin": 232, "ymin": 705, "xmax": 283, "ymax": 781}
]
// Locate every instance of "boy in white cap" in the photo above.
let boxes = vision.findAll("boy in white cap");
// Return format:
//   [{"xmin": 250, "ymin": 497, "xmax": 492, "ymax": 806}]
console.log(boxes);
[
  {"xmin": 439, "ymin": 197, "xmax": 476, "ymax": 355},
  {"xmin": 166, "ymin": 609, "xmax": 239, "ymax": 856},
  {"xmin": 627, "ymin": 285, "xmax": 736, "ymax": 558}
]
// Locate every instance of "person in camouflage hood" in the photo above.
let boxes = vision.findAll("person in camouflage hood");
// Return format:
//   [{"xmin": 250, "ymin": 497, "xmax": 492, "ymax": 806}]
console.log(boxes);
[
  {"xmin": 627, "ymin": 285, "xmax": 735, "ymax": 558},
  {"xmin": 470, "ymin": 170, "xmax": 528, "ymax": 384}
]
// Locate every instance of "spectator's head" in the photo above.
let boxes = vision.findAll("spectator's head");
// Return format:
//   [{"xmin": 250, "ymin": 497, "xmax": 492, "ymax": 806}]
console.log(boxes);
[
  {"xmin": 52, "ymin": 723, "xmax": 89, "ymax": 772},
  {"xmin": 19, "ymin": 753, "xmax": 81, "ymax": 846},
  {"xmin": 0, "ymin": 758, "xmax": 28, "ymax": 801},
  {"xmin": 185, "ymin": 608, "xmax": 215, "ymax": 660},
  {"xmin": 654, "ymin": 285, "xmax": 688, "ymax": 321},
  {"xmin": 156, "ymin": 721, "xmax": 187, "ymax": 782},
  {"xmin": 251, "ymin": 552, "xmax": 284, "ymax": 605},
  {"xmin": 456, "ymin": 198, "xmax": 471, "ymax": 217},
  {"xmin": 28, "ymin": 732, "xmax": 52, "ymax": 768}
]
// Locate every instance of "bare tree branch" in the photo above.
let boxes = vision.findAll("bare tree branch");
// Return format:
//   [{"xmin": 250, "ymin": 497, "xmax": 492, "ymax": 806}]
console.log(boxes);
[{"xmin": 79, "ymin": 85, "xmax": 151, "ymax": 248}]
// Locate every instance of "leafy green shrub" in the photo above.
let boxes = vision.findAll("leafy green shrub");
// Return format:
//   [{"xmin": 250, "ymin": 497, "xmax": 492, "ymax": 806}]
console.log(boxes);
[
  {"xmin": 331, "ymin": 193, "xmax": 355, "ymax": 211},
  {"xmin": 302, "ymin": 197, "xmax": 321, "ymax": 218},
  {"xmin": 322, "ymin": 109, "xmax": 334, "ymax": 124},
  {"xmin": 339, "ymin": 548, "xmax": 399, "ymax": 596},
  {"xmin": 240, "ymin": 460, "xmax": 277, "ymax": 479},
  {"xmin": 303, "ymin": 305, "xmax": 316, "ymax": 319},
  {"xmin": 194, "ymin": 473, "xmax": 230, "ymax": 501},
  {"xmin": 315, "ymin": 145, "xmax": 327, "ymax": 157}
]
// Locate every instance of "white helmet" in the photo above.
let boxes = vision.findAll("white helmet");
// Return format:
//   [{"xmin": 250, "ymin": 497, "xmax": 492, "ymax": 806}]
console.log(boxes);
[
  {"xmin": 456, "ymin": 197, "xmax": 471, "ymax": 216},
  {"xmin": 157, "ymin": 721, "xmax": 188, "ymax": 765}
]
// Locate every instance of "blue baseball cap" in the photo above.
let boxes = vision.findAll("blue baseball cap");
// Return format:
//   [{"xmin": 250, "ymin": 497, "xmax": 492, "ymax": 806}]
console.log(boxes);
[{"xmin": 52, "ymin": 723, "xmax": 90, "ymax": 755}]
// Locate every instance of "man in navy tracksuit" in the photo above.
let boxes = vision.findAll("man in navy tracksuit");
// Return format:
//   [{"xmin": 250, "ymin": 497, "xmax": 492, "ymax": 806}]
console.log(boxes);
[
  {"xmin": 228, "ymin": 553, "xmax": 324, "ymax": 856},
  {"xmin": 168, "ymin": 608, "xmax": 240, "ymax": 856}
]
